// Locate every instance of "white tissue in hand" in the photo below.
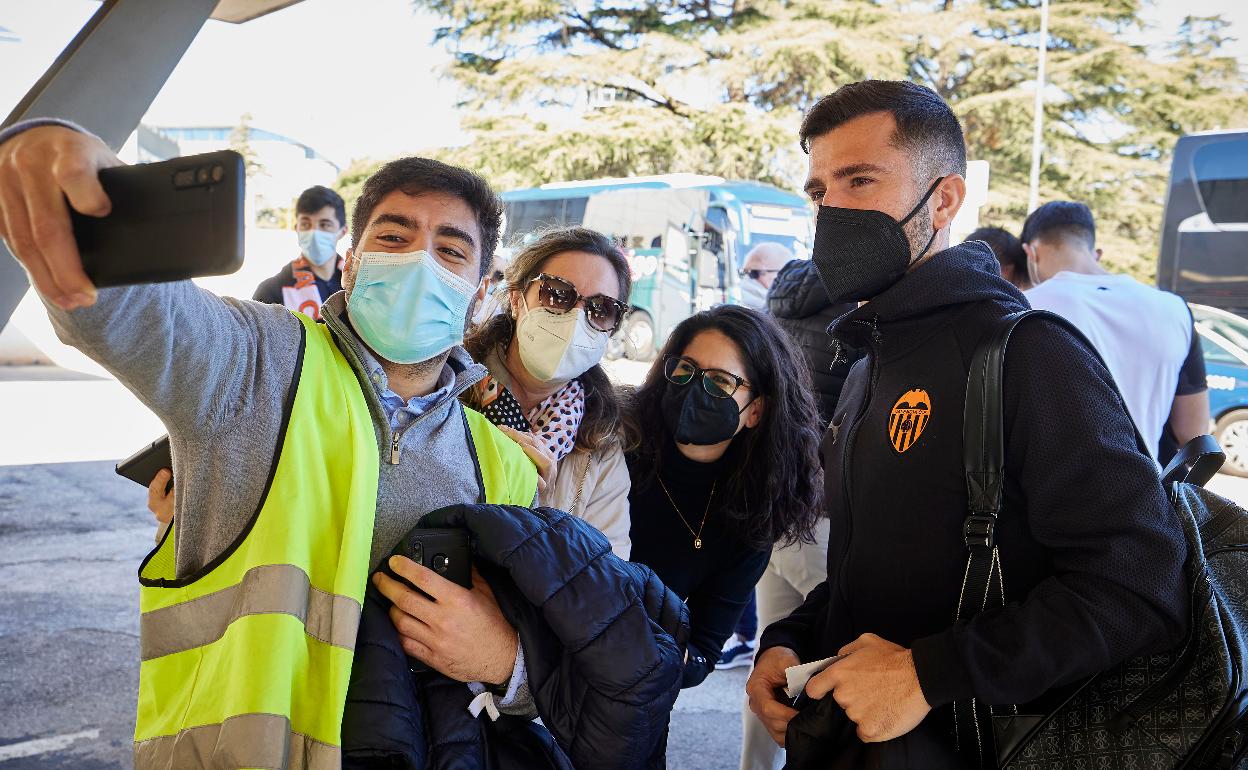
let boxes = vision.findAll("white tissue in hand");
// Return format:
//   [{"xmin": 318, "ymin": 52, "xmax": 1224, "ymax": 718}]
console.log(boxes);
[{"xmin": 784, "ymin": 655, "xmax": 843, "ymax": 699}]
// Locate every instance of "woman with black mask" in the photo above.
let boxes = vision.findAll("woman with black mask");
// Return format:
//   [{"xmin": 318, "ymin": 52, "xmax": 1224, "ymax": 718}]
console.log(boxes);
[{"xmin": 624, "ymin": 305, "xmax": 825, "ymax": 688}]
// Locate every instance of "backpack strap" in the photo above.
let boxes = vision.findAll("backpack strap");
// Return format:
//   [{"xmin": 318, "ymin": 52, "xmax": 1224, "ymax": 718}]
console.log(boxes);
[
  {"xmin": 1160, "ymin": 433, "xmax": 1224, "ymax": 488},
  {"xmin": 955, "ymin": 310, "xmax": 1033, "ymax": 768}
]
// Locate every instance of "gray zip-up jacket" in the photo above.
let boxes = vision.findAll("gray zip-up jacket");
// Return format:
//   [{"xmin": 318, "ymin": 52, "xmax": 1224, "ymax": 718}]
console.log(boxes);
[
  {"xmin": 42, "ymin": 281, "xmax": 537, "ymax": 713},
  {"xmin": 46, "ymin": 286, "xmax": 516, "ymax": 575}
]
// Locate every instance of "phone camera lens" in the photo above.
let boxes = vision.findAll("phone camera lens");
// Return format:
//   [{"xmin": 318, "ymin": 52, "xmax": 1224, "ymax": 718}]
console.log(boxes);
[
  {"xmin": 431, "ymin": 554, "xmax": 451, "ymax": 574},
  {"xmin": 211, "ymin": 165, "xmax": 224, "ymax": 183},
  {"xmin": 196, "ymin": 167, "xmax": 210, "ymax": 184}
]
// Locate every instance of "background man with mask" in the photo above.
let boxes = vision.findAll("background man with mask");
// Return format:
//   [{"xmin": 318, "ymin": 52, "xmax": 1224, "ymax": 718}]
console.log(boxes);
[
  {"xmin": 0, "ymin": 123, "xmax": 544, "ymax": 767},
  {"xmin": 738, "ymin": 242, "xmax": 791, "ymax": 310},
  {"xmin": 253, "ymin": 184, "xmax": 348, "ymax": 319},
  {"xmin": 1021, "ymin": 200, "xmax": 1208, "ymax": 462},
  {"xmin": 743, "ymin": 80, "xmax": 1187, "ymax": 767}
]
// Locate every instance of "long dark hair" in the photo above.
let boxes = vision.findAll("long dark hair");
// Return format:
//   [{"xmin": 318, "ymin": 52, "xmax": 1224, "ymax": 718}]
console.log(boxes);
[
  {"xmin": 463, "ymin": 226, "xmax": 632, "ymax": 454},
  {"xmin": 621, "ymin": 305, "xmax": 824, "ymax": 548}
]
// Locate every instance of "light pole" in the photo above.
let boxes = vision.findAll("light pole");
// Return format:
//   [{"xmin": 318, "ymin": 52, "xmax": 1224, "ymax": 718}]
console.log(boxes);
[{"xmin": 1027, "ymin": 0, "xmax": 1050, "ymax": 214}]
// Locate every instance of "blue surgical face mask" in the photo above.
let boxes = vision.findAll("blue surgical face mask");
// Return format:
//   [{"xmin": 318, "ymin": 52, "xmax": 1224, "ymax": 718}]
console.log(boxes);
[
  {"xmin": 346, "ymin": 250, "xmax": 478, "ymax": 364},
  {"xmin": 298, "ymin": 229, "xmax": 340, "ymax": 266}
]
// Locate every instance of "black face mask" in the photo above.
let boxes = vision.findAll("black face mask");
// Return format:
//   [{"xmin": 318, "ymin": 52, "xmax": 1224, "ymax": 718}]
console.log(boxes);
[
  {"xmin": 661, "ymin": 380, "xmax": 748, "ymax": 446},
  {"xmin": 811, "ymin": 177, "xmax": 944, "ymax": 306}
]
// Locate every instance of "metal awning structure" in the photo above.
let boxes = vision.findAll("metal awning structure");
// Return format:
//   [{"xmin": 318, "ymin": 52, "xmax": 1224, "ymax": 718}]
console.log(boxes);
[
  {"xmin": 211, "ymin": 0, "xmax": 306, "ymax": 23},
  {"xmin": 0, "ymin": 0, "xmax": 308, "ymax": 331}
]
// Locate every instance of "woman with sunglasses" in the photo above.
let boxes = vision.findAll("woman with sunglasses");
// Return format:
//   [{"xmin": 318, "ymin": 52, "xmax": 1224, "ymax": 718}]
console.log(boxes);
[
  {"xmin": 623, "ymin": 305, "xmax": 824, "ymax": 688},
  {"xmin": 462, "ymin": 226, "xmax": 634, "ymax": 558}
]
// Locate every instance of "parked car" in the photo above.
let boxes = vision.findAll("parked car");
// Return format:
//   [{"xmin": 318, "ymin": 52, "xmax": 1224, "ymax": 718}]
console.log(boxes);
[{"xmin": 1192, "ymin": 304, "xmax": 1248, "ymax": 476}]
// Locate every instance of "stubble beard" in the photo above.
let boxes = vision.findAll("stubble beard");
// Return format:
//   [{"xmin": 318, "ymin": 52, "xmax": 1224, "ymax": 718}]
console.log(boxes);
[{"xmin": 901, "ymin": 205, "xmax": 936, "ymax": 266}]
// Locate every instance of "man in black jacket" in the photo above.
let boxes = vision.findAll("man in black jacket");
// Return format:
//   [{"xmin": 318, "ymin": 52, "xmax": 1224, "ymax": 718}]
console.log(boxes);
[{"xmin": 744, "ymin": 80, "xmax": 1188, "ymax": 766}]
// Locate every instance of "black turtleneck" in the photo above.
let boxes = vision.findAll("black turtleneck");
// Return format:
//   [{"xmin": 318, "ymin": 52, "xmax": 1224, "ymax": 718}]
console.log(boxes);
[{"xmin": 627, "ymin": 444, "xmax": 769, "ymax": 689}]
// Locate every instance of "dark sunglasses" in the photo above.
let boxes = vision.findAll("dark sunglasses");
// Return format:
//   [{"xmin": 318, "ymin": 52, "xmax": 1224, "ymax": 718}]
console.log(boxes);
[
  {"xmin": 526, "ymin": 273, "xmax": 629, "ymax": 333},
  {"xmin": 663, "ymin": 355, "xmax": 751, "ymax": 399},
  {"xmin": 741, "ymin": 268, "xmax": 780, "ymax": 280}
]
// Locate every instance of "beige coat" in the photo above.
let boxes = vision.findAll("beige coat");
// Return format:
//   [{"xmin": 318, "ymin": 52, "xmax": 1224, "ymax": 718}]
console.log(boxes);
[
  {"xmin": 476, "ymin": 348, "xmax": 632, "ymax": 559},
  {"xmin": 545, "ymin": 443, "xmax": 632, "ymax": 560}
]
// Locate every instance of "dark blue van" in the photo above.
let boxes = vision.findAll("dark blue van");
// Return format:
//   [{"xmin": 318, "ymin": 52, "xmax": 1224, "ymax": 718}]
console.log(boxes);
[{"xmin": 1158, "ymin": 130, "xmax": 1248, "ymax": 314}]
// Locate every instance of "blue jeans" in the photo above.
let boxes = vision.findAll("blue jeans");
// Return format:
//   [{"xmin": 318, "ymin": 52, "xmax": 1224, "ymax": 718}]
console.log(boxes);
[{"xmin": 734, "ymin": 590, "xmax": 758, "ymax": 640}]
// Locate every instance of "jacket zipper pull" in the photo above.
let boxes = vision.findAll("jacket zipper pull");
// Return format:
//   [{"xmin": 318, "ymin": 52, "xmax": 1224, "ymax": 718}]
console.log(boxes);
[{"xmin": 391, "ymin": 433, "xmax": 400, "ymax": 465}]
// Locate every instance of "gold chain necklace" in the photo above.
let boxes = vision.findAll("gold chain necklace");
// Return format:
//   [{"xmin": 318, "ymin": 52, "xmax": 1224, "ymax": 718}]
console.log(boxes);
[{"xmin": 657, "ymin": 475, "xmax": 716, "ymax": 550}]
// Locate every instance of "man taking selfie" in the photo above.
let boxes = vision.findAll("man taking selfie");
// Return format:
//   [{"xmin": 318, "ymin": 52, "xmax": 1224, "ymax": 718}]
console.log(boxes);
[{"xmin": 0, "ymin": 122, "xmax": 547, "ymax": 768}]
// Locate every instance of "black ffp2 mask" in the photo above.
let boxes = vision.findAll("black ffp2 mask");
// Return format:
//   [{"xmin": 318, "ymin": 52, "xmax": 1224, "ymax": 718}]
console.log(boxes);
[
  {"xmin": 811, "ymin": 177, "xmax": 944, "ymax": 306},
  {"xmin": 661, "ymin": 380, "xmax": 748, "ymax": 446}
]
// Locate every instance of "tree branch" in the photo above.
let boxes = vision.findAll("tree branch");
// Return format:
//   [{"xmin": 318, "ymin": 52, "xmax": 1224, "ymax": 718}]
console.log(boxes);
[
  {"xmin": 568, "ymin": 8, "xmax": 622, "ymax": 51},
  {"xmin": 605, "ymin": 82, "xmax": 689, "ymax": 116}
]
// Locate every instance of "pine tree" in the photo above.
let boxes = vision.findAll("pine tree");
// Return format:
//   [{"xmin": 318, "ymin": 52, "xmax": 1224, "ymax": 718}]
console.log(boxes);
[{"xmin": 348, "ymin": 0, "xmax": 1248, "ymax": 279}]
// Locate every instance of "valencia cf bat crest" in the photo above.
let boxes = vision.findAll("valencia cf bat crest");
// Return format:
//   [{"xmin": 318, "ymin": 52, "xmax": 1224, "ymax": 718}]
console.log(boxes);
[{"xmin": 888, "ymin": 388, "xmax": 930, "ymax": 453}]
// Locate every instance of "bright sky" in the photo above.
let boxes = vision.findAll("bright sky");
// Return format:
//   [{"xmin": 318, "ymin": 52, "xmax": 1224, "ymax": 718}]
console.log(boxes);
[
  {"xmin": 0, "ymin": 0, "xmax": 462, "ymax": 167},
  {"xmin": 1, "ymin": 0, "xmax": 1245, "ymax": 170}
]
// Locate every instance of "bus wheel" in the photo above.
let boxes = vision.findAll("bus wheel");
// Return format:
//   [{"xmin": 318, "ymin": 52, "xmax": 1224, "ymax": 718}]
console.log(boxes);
[
  {"xmin": 622, "ymin": 310, "xmax": 657, "ymax": 361},
  {"xmin": 1216, "ymin": 409, "xmax": 1248, "ymax": 477}
]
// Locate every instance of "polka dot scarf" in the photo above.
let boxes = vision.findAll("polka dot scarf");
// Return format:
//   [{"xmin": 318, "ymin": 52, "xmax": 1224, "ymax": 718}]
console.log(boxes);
[{"xmin": 476, "ymin": 376, "xmax": 586, "ymax": 463}]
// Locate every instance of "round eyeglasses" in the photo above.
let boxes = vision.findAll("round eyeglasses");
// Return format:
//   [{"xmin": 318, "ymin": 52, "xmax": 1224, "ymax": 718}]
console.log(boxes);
[
  {"xmin": 527, "ymin": 273, "xmax": 629, "ymax": 333},
  {"xmin": 663, "ymin": 355, "xmax": 752, "ymax": 399}
]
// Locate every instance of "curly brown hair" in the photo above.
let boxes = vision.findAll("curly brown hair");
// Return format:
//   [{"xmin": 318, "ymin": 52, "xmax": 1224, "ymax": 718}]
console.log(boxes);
[{"xmin": 462, "ymin": 226, "xmax": 632, "ymax": 454}]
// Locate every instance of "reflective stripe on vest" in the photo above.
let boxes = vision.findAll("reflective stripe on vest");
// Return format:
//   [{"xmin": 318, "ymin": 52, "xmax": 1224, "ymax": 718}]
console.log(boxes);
[{"xmin": 133, "ymin": 312, "xmax": 536, "ymax": 770}]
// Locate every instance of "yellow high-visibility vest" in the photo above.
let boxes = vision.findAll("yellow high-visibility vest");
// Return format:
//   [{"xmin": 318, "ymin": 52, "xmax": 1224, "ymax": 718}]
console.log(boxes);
[{"xmin": 133, "ymin": 311, "xmax": 536, "ymax": 770}]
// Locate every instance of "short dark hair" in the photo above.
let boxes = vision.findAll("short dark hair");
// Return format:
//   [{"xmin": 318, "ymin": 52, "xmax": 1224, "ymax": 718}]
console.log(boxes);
[
  {"xmin": 967, "ymin": 226, "xmax": 1026, "ymax": 276},
  {"xmin": 799, "ymin": 80, "xmax": 967, "ymax": 180},
  {"xmin": 296, "ymin": 185, "xmax": 346, "ymax": 229},
  {"xmin": 1021, "ymin": 201, "xmax": 1096, "ymax": 249},
  {"xmin": 351, "ymin": 157, "xmax": 503, "ymax": 280}
]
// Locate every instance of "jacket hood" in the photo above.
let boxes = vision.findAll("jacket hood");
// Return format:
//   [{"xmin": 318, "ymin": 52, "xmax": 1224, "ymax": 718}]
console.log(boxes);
[
  {"xmin": 768, "ymin": 258, "xmax": 834, "ymax": 320},
  {"xmin": 830, "ymin": 240, "xmax": 1028, "ymax": 347}
]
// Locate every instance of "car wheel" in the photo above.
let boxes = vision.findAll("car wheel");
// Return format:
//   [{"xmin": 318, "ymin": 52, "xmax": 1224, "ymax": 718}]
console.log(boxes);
[
  {"xmin": 1215, "ymin": 409, "xmax": 1248, "ymax": 477},
  {"xmin": 622, "ymin": 310, "xmax": 657, "ymax": 361}
]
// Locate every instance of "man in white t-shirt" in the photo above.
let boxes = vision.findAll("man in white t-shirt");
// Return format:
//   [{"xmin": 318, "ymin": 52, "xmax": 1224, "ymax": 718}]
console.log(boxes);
[{"xmin": 1023, "ymin": 201, "xmax": 1209, "ymax": 459}]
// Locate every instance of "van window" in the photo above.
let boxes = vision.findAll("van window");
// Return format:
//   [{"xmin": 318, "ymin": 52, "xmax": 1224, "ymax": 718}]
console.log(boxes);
[
  {"xmin": 1193, "ymin": 139, "xmax": 1248, "ymax": 225},
  {"xmin": 506, "ymin": 199, "xmax": 564, "ymax": 240}
]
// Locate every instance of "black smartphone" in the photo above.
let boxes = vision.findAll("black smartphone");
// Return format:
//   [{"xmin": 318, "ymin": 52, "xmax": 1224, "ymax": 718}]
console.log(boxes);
[
  {"xmin": 382, "ymin": 528, "xmax": 473, "ymax": 674},
  {"xmin": 383, "ymin": 528, "xmax": 473, "ymax": 598},
  {"xmin": 115, "ymin": 435, "xmax": 172, "ymax": 492},
  {"xmin": 71, "ymin": 150, "xmax": 245, "ymax": 287}
]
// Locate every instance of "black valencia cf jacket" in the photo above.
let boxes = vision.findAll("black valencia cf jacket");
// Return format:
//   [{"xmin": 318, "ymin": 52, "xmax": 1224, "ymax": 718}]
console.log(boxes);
[{"xmin": 759, "ymin": 240, "xmax": 1188, "ymax": 762}]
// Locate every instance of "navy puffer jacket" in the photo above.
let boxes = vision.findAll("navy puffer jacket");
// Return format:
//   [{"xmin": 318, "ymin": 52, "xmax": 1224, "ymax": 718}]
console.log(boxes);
[
  {"xmin": 341, "ymin": 504, "xmax": 690, "ymax": 770},
  {"xmin": 767, "ymin": 258, "xmax": 858, "ymax": 425}
]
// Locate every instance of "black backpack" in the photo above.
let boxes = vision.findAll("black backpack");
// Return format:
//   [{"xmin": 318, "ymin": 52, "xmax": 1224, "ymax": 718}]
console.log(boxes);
[{"xmin": 956, "ymin": 310, "xmax": 1248, "ymax": 769}]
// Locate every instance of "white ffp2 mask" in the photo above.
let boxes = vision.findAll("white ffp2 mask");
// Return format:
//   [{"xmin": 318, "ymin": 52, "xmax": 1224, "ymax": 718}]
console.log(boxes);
[{"xmin": 515, "ymin": 303, "xmax": 608, "ymax": 384}]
